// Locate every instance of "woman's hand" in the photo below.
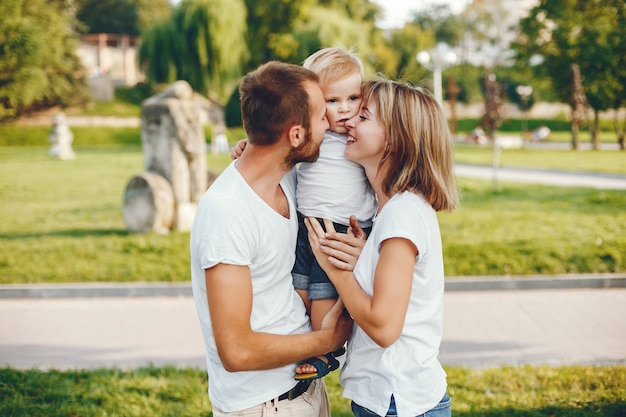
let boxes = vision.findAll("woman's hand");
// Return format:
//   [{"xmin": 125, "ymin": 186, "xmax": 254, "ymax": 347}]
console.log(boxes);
[{"xmin": 305, "ymin": 216, "xmax": 366, "ymax": 272}]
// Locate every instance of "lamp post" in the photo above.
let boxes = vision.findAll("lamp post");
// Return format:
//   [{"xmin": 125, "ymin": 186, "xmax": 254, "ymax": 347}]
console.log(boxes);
[
  {"xmin": 515, "ymin": 85, "xmax": 533, "ymax": 140},
  {"xmin": 417, "ymin": 43, "xmax": 457, "ymax": 106}
]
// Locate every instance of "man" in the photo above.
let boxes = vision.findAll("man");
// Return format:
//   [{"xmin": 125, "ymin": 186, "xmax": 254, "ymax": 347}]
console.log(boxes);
[{"xmin": 190, "ymin": 61, "xmax": 352, "ymax": 416}]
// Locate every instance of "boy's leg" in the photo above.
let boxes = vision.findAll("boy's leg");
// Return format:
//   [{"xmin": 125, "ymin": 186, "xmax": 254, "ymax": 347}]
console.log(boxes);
[
  {"xmin": 292, "ymin": 212, "xmax": 313, "ymax": 313},
  {"xmin": 309, "ymin": 298, "xmax": 337, "ymax": 331},
  {"xmin": 308, "ymin": 220, "xmax": 348, "ymax": 329}
]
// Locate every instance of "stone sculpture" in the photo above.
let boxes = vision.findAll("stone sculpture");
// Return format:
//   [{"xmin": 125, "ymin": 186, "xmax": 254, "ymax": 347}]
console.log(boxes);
[
  {"xmin": 123, "ymin": 80, "xmax": 207, "ymax": 233},
  {"xmin": 48, "ymin": 112, "xmax": 76, "ymax": 160}
]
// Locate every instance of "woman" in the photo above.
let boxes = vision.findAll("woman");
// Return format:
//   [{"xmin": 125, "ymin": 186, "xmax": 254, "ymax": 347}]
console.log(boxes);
[{"xmin": 303, "ymin": 78, "xmax": 459, "ymax": 417}]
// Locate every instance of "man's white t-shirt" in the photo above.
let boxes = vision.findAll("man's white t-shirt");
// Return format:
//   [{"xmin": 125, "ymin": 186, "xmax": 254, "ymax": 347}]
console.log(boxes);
[
  {"xmin": 340, "ymin": 192, "xmax": 447, "ymax": 417},
  {"xmin": 297, "ymin": 130, "xmax": 377, "ymax": 227},
  {"xmin": 190, "ymin": 161, "xmax": 310, "ymax": 412}
]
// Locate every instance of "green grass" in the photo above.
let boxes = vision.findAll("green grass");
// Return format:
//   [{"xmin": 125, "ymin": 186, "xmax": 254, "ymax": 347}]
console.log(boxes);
[
  {"xmin": 440, "ymin": 180, "xmax": 626, "ymax": 276},
  {"xmin": 454, "ymin": 144, "xmax": 626, "ymax": 174},
  {"xmin": 455, "ymin": 118, "xmax": 619, "ymax": 139},
  {"xmin": 0, "ymin": 145, "xmax": 625, "ymax": 284},
  {"xmin": 68, "ymin": 84, "xmax": 151, "ymax": 117},
  {"xmin": 0, "ymin": 147, "xmax": 231, "ymax": 284},
  {"xmin": 1, "ymin": 365, "xmax": 624, "ymax": 416},
  {"xmin": 0, "ymin": 126, "xmax": 142, "ymax": 147},
  {"xmin": 0, "ymin": 126, "xmax": 248, "ymax": 148},
  {"xmin": 78, "ymin": 100, "xmax": 142, "ymax": 118}
]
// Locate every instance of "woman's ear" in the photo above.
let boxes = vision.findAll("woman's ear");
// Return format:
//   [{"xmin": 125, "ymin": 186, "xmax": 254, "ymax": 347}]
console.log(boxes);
[{"xmin": 288, "ymin": 125, "xmax": 303, "ymax": 147}]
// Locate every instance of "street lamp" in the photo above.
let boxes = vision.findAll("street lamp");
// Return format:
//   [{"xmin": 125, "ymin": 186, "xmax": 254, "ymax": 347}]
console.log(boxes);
[{"xmin": 417, "ymin": 42, "xmax": 457, "ymax": 106}]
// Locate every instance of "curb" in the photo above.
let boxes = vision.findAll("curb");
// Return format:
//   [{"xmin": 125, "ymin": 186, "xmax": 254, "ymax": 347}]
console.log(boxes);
[
  {"xmin": 1, "ymin": 274, "xmax": 625, "ymax": 299},
  {"xmin": 0, "ymin": 282, "xmax": 191, "ymax": 299},
  {"xmin": 444, "ymin": 273, "xmax": 626, "ymax": 291}
]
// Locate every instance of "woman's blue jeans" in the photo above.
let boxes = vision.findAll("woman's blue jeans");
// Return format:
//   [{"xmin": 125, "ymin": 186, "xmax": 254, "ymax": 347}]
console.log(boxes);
[{"xmin": 351, "ymin": 393, "xmax": 451, "ymax": 417}]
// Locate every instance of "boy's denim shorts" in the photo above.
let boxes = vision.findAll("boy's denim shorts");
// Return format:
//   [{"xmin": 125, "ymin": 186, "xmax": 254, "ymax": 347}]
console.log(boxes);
[{"xmin": 292, "ymin": 212, "xmax": 371, "ymax": 300}]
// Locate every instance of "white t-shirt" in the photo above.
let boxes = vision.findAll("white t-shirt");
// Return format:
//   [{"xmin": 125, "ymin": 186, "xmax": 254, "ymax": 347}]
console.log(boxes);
[
  {"xmin": 340, "ymin": 191, "xmax": 447, "ymax": 417},
  {"xmin": 296, "ymin": 130, "xmax": 377, "ymax": 227},
  {"xmin": 190, "ymin": 161, "xmax": 311, "ymax": 412}
]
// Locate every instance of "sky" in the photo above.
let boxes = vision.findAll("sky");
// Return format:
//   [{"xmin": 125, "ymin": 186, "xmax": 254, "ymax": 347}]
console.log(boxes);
[{"xmin": 372, "ymin": 0, "xmax": 472, "ymax": 29}]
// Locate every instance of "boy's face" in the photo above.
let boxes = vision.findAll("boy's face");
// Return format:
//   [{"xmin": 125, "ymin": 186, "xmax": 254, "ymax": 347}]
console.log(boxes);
[{"xmin": 321, "ymin": 72, "xmax": 363, "ymax": 134}]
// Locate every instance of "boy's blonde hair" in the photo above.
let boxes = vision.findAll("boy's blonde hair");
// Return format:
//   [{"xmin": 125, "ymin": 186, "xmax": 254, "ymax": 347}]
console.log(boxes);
[
  {"xmin": 303, "ymin": 47, "xmax": 364, "ymax": 85},
  {"xmin": 363, "ymin": 77, "xmax": 459, "ymax": 212}
]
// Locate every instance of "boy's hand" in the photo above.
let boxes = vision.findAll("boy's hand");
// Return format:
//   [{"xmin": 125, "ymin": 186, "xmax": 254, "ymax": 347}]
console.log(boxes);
[{"xmin": 230, "ymin": 139, "xmax": 248, "ymax": 160}]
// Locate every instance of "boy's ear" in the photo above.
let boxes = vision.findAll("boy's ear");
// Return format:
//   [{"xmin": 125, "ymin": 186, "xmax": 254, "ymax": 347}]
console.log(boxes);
[{"xmin": 287, "ymin": 125, "xmax": 303, "ymax": 147}]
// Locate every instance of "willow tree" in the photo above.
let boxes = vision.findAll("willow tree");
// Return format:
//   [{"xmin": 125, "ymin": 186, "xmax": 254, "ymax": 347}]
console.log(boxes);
[
  {"xmin": 289, "ymin": 7, "xmax": 375, "ymax": 68},
  {"xmin": 77, "ymin": 0, "xmax": 172, "ymax": 35},
  {"xmin": 138, "ymin": 0, "xmax": 248, "ymax": 103}
]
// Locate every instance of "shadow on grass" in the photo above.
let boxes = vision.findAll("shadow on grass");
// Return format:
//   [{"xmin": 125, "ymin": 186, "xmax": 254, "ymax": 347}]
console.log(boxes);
[{"xmin": 0, "ymin": 229, "xmax": 129, "ymax": 240}]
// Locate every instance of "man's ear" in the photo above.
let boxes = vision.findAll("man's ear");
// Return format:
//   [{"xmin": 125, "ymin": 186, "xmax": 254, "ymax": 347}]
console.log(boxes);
[{"xmin": 287, "ymin": 125, "xmax": 303, "ymax": 147}]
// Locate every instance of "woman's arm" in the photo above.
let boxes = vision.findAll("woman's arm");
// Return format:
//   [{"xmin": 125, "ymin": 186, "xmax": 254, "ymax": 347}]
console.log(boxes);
[
  {"xmin": 364, "ymin": 238, "xmax": 415, "ymax": 347},
  {"xmin": 306, "ymin": 218, "xmax": 416, "ymax": 347}
]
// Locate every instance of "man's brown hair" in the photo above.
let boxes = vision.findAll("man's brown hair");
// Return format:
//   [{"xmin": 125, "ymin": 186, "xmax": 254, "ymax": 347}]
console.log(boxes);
[{"xmin": 240, "ymin": 61, "xmax": 320, "ymax": 146}]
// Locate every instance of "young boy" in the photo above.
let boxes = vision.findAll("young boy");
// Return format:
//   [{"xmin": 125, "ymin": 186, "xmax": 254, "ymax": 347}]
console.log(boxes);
[
  {"xmin": 229, "ymin": 48, "xmax": 377, "ymax": 380},
  {"xmin": 292, "ymin": 47, "xmax": 377, "ymax": 380}
]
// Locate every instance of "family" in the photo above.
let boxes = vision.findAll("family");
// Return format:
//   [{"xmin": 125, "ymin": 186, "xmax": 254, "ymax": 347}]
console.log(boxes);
[{"xmin": 190, "ymin": 47, "xmax": 459, "ymax": 417}]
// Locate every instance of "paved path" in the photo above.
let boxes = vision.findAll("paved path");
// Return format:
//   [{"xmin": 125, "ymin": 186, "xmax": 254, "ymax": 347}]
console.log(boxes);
[
  {"xmin": 454, "ymin": 163, "xmax": 626, "ymax": 190},
  {"xmin": 1, "ymin": 288, "xmax": 624, "ymax": 370}
]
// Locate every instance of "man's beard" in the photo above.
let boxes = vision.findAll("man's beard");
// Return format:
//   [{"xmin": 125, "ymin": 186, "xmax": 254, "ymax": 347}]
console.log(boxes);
[{"xmin": 284, "ymin": 128, "xmax": 320, "ymax": 167}]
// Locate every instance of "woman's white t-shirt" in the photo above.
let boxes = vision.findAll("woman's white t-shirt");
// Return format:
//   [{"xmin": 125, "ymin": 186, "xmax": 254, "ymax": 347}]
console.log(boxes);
[{"xmin": 340, "ymin": 191, "xmax": 447, "ymax": 417}]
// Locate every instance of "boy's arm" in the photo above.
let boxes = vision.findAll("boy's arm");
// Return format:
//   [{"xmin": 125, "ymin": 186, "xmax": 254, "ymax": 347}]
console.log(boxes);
[{"xmin": 230, "ymin": 139, "xmax": 247, "ymax": 160}]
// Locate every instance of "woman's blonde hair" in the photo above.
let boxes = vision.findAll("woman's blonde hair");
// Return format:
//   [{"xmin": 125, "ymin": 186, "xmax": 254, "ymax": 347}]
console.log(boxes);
[{"xmin": 363, "ymin": 77, "xmax": 459, "ymax": 211}]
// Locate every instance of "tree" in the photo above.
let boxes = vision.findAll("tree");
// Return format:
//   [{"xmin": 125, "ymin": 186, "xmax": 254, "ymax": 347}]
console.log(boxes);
[
  {"xmin": 243, "ymin": 0, "xmax": 383, "ymax": 71},
  {"xmin": 136, "ymin": 0, "xmax": 172, "ymax": 30},
  {"xmin": 0, "ymin": 0, "xmax": 88, "ymax": 120},
  {"xmin": 384, "ymin": 23, "xmax": 435, "ymax": 81},
  {"xmin": 516, "ymin": 0, "xmax": 626, "ymax": 149},
  {"xmin": 290, "ymin": 6, "xmax": 376, "ymax": 68},
  {"xmin": 243, "ymin": 0, "xmax": 313, "ymax": 70},
  {"xmin": 77, "ymin": 0, "xmax": 139, "ymax": 34},
  {"xmin": 76, "ymin": 0, "xmax": 172, "ymax": 35},
  {"xmin": 138, "ymin": 0, "xmax": 248, "ymax": 103},
  {"xmin": 481, "ymin": 71, "xmax": 504, "ymax": 140},
  {"xmin": 411, "ymin": 4, "xmax": 464, "ymax": 47}
]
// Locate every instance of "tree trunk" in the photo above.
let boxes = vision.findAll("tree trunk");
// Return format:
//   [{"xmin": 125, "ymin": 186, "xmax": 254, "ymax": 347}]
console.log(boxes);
[
  {"xmin": 571, "ymin": 122, "xmax": 580, "ymax": 150},
  {"xmin": 591, "ymin": 110, "xmax": 600, "ymax": 150},
  {"xmin": 614, "ymin": 111, "xmax": 625, "ymax": 151}
]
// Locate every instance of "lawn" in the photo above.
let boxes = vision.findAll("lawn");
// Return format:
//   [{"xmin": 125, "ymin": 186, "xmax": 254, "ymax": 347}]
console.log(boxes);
[
  {"xmin": 0, "ymin": 144, "xmax": 625, "ymax": 284},
  {"xmin": 1, "ymin": 365, "xmax": 624, "ymax": 416},
  {"xmin": 1, "ymin": 129, "xmax": 624, "ymax": 417},
  {"xmin": 454, "ymin": 143, "xmax": 626, "ymax": 174}
]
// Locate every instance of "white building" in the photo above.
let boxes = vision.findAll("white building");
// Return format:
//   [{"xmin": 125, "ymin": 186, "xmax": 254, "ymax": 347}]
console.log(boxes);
[{"xmin": 76, "ymin": 33, "xmax": 144, "ymax": 100}]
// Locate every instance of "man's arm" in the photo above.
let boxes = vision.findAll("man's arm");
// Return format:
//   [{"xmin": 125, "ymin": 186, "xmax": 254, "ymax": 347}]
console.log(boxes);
[{"xmin": 205, "ymin": 263, "xmax": 351, "ymax": 372}]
